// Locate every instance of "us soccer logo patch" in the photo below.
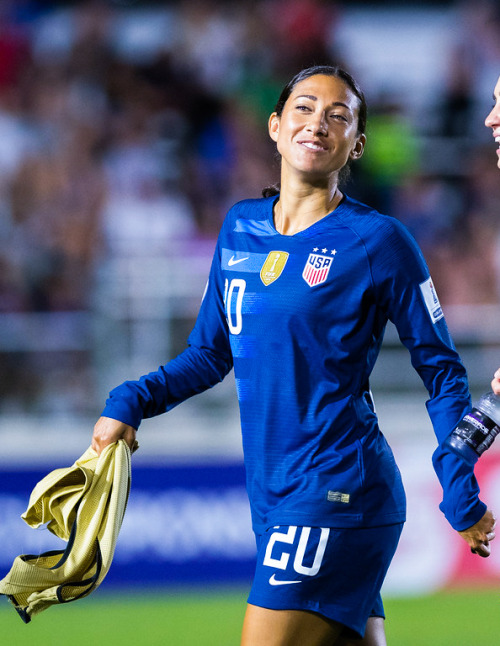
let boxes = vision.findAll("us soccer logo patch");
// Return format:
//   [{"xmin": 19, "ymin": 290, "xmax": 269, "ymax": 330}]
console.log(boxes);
[{"xmin": 302, "ymin": 251, "xmax": 335, "ymax": 287}]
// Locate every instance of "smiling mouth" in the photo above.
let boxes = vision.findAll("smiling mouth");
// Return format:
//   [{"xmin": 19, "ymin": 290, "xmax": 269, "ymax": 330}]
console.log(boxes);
[{"xmin": 299, "ymin": 141, "xmax": 328, "ymax": 152}]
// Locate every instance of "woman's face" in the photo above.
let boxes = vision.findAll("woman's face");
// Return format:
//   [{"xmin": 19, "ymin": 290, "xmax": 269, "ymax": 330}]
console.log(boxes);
[
  {"xmin": 268, "ymin": 74, "xmax": 366, "ymax": 183},
  {"xmin": 485, "ymin": 76, "xmax": 500, "ymax": 169}
]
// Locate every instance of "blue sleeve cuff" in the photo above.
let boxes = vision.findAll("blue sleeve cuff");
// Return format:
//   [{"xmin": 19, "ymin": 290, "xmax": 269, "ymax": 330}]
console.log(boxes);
[
  {"xmin": 433, "ymin": 444, "xmax": 486, "ymax": 531},
  {"xmin": 442, "ymin": 499, "xmax": 487, "ymax": 532},
  {"xmin": 102, "ymin": 393, "xmax": 143, "ymax": 430}
]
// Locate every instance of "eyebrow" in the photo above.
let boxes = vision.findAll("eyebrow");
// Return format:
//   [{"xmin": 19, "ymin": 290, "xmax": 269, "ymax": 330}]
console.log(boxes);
[{"xmin": 294, "ymin": 95, "xmax": 351, "ymax": 110}]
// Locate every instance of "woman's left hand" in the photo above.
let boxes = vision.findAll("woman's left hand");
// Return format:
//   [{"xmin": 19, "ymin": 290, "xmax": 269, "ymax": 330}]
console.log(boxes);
[{"xmin": 458, "ymin": 508, "xmax": 496, "ymax": 557}]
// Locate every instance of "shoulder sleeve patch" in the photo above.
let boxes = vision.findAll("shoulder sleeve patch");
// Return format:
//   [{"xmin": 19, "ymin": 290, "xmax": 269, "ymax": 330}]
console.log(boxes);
[{"xmin": 419, "ymin": 277, "xmax": 444, "ymax": 323}]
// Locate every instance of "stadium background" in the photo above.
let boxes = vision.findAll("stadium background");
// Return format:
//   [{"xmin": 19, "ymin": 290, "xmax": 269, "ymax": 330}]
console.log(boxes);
[{"xmin": 1, "ymin": 0, "xmax": 500, "ymax": 641}]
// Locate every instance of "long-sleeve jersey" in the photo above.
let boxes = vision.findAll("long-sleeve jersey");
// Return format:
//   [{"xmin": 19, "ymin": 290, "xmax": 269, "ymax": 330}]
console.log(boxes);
[{"xmin": 103, "ymin": 194, "xmax": 486, "ymax": 533}]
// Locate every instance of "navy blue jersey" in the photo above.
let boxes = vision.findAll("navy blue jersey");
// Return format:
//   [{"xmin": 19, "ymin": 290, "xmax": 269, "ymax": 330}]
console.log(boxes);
[{"xmin": 103, "ymin": 195, "xmax": 486, "ymax": 532}]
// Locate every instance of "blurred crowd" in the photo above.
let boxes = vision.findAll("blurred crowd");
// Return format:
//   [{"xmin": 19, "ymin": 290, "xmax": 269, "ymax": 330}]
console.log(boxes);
[{"xmin": 0, "ymin": 0, "xmax": 499, "ymax": 413}]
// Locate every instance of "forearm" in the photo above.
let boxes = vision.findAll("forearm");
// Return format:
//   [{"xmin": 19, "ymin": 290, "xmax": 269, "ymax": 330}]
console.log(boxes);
[
  {"xmin": 426, "ymin": 385, "xmax": 487, "ymax": 531},
  {"xmin": 102, "ymin": 344, "xmax": 233, "ymax": 429},
  {"xmin": 432, "ymin": 445, "xmax": 486, "ymax": 531}
]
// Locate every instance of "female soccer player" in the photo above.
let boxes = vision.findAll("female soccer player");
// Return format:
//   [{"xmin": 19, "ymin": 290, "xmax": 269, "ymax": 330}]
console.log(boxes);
[
  {"xmin": 92, "ymin": 66, "xmax": 495, "ymax": 645},
  {"xmin": 485, "ymin": 75, "xmax": 500, "ymax": 171},
  {"xmin": 487, "ymin": 76, "xmax": 500, "ymax": 396}
]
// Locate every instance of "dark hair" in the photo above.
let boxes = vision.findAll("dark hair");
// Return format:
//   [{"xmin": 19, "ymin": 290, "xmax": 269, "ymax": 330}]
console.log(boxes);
[{"xmin": 263, "ymin": 65, "xmax": 367, "ymax": 197}]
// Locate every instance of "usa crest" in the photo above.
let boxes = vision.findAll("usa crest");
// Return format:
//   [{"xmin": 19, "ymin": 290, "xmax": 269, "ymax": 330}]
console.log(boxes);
[{"xmin": 302, "ymin": 253, "xmax": 334, "ymax": 287}]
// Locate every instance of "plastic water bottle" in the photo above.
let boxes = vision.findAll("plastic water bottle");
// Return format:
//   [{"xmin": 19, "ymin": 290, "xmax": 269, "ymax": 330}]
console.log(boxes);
[{"xmin": 445, "ymin": 391, "xmax": 500, "ymax": 465}]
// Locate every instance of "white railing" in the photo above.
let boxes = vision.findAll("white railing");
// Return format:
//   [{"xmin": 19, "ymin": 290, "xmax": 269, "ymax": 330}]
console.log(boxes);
[{"xmin": 0, "ymin": 240, "xmax": 499, "ymax": 414}]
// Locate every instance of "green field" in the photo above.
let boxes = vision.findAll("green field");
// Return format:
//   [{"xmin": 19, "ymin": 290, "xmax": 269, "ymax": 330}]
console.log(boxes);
[{"xmin": 1, "ymin": 587, "xmax": 500, "ymax": 645}]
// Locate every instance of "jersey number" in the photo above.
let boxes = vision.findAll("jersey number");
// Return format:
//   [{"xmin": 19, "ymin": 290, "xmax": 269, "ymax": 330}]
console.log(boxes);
[
  {"xmin": 224, "ymin": 278, "xmax": 246, "ymax": 335},
  {"xmin": 263, "ymin": 526, "xmax": 330, "ymax": 576}
]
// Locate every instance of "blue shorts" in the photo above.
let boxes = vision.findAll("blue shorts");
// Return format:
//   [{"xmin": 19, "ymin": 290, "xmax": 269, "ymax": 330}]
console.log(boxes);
[{"xmin": 247, "ymin": 523, "xmax": 403, "ymax": 639}]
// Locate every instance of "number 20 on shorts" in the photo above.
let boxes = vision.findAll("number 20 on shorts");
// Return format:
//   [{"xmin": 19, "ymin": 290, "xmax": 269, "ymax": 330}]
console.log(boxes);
[{"xmin": 263, "ymin": 526, "xmax": 330, "ymax": 576}]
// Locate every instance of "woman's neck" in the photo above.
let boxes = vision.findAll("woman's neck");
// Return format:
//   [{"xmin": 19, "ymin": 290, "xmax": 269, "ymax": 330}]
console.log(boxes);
[{"xmin": 274, "ymin": 178, "xmax": 342, "ymax": 236}]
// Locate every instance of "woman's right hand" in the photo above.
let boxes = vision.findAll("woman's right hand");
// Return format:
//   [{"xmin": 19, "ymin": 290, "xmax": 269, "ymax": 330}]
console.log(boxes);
[{"xmin": 92, "ymin": 416, "xmax": 137, "ymax": 455}]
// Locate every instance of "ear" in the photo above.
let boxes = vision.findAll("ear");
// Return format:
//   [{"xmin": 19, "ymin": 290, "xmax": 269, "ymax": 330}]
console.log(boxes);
[
  {"xmin": 268, "ymin": 112, "xmax": 280, "ymax": 142},
  {"xmin": 349, "ymin": 133, "xmax": 366, "ymax": 160}
]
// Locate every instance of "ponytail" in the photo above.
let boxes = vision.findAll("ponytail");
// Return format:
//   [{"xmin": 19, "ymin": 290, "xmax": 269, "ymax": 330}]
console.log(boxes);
[{"xmin": 262, "ymin": 183, "xmax": 280, "ymax": 198}]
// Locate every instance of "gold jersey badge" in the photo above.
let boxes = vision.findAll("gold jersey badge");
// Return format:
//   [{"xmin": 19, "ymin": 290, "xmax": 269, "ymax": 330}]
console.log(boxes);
[{"xmin": 260, "ymin": 251, "xmax": 289, "ymax": 286}]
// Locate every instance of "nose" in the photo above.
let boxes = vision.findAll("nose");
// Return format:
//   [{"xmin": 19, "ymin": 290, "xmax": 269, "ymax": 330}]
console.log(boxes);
[
  {"xmin": 307, "ymin": 111, "xmax": 328, "ymax": 136},
  {"xmin": 485, "ymin": 103, "xmax": 499, "ymax": 129}
]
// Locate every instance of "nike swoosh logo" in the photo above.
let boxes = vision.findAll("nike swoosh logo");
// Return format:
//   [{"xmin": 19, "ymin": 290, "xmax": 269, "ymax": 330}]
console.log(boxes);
[
  {"xmin": 228, "ymin": 255, "xmax": 249, "ymax": 266},
  {"xmin": 269, "ymin": 574, "xmax": 302, "ymax": 586}
]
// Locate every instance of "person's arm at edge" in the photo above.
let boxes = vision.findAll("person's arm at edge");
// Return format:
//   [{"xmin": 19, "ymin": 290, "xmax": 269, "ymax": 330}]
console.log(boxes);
[{"xmin": 491, "ymin": 368, "xmax": 500, "ymax": 395}]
